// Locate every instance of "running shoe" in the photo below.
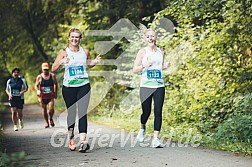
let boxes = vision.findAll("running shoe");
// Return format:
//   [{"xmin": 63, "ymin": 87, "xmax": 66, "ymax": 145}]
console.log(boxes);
[
  {"xmin": 19, "ymin": 119, "xmax": 24, "ymax": 129},
  {"xmin": 69, "ymin": 139, "xmax": 76, "ymax": 151},
  {"xmin": 45, "ymin": 124, "xmax": 49, "ymax": 128},
  {"xmin": 50, "ymin": 119, "xmax": 55, "ymax": 127},
  {"xmin": 136, "ymin": 129, "xmax": 145, "ymax": 142},
  {"xmin": 13, "ymin": 125, "xmax": 18, "ymax": 131},
  {"xmin": 151, "ymin": 137, "xmax": 163, "ymax": 148},
  {"xmin": 78, "ymin": 142, "xmax": 90, "ymax": 153}
]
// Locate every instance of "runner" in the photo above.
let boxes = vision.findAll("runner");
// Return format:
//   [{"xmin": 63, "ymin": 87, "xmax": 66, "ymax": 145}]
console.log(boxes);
[
  {"xmin": 133, "ymin": 29, "xmax": 170, "ymax": 148},
  {"xmin": 51, "ymin": 28, "xmax": 101, "ymax": 153},
  {"xmin": 35, "ymin": 62, "xmax": 58, "ymax": 128},
  {"xmin": 5, "ymin": 68, "xmax": 28, "ymax": 131}
]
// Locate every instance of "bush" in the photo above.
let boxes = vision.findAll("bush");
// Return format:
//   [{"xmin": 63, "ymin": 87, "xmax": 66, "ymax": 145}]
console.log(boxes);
[
  {"xmin": 0, "ymin": 151, "xmax": 35, "ymax": 167},
  {"xmin": 215, "ymin": 114, "xmax": 252, "ymax": 143}
]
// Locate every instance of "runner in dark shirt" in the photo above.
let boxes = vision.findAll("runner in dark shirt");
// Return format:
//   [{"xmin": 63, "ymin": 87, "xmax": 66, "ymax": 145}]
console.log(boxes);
[{"xmin": 35, "ymin": 62, "xmax": 58, "ymax": 128}]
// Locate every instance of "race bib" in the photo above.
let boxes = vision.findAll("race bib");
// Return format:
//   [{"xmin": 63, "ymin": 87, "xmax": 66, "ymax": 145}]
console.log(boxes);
[
  {"xmin": 147, "ymin": 70, "xmax": 162, "ymax": 79},
  {"xmin": 42, "ymin": 87, "xmax": 52, "ymax": 94},
  {"xmin": 69, "ymin": 66, "xmax": 84, "ymax": 77},
  {"xmin": 12, "ymin": 89, "xmax": 20, "ymax": 96}
]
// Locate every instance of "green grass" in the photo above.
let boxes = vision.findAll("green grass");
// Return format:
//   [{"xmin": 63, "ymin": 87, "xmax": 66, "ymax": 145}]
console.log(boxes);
[
  {"xmin": 89, "ymin": 114, "xmax": 140, "ymax": 134},
  {"xmin": 89, "ymin": 110, "xmax": 252, "ymax": 156}
]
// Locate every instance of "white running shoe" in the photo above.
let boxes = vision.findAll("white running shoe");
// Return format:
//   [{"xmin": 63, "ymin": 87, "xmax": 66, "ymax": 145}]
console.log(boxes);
[
  {"xmin": 151, "ymin": 137, "xmax": 163, "ymax": 148},
  {"xmin": 14, "ymin": 125, "xmax": 18, "ymax": 131},
  {"xmin": 136, "ymin": 129, "xmax": 145, "ymax": 142},
  {"xmin": 19, "ymin": 119, "xmax": 24, "ymax": 129}
]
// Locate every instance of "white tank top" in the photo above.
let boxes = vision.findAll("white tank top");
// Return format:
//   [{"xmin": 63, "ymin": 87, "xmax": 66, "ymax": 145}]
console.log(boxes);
[
  {"xmin": 63, "ymin": 47, "xmax": 89, "ymax": 87},
  {"xmin": 140, "ymin": 47, "xmax": 164, "ymax": 88}
]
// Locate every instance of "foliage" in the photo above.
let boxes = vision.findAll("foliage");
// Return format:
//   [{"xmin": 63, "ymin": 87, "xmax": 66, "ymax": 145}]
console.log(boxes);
[
  {"xmin": 0, "ymin": 151, "xmax": 35, "ymax": 167},
  {"xmin": 208, "ymin": 92, "xmax": 252, "ymax": 154},
  {"xmin": 91, "ymin": 0, "xmax": 252, "ymax": 155},
  {"xmin": 1, "ymin": 0, "xmax": 252, "ymax": 156},
  {"xmin": 152, "ymin": 0, "xmax": 252, "ymax": 155}
]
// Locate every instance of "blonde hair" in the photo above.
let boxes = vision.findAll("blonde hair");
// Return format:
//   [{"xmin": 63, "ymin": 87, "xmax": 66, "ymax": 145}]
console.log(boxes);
[
  {"xmin": 68, "ymin": 28, "xmax": 82, "ymax": 38},
  {"xmin": 144, "ymin": 29, "xmax": 157, "ymax": 37},
  {"xmin": 64, "ymin": 28, "xmax": 82, "ymax": 50}
]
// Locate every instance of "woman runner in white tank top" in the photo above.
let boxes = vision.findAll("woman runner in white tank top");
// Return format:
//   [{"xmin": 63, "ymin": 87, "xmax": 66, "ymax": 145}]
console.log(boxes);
[
  {"xmin": 133, "ymin": 29, "xmax": 170, "ymax": 148},
  {"xmin": 52, "ymin": 28, "xmax": 101, "ymax": 153}
]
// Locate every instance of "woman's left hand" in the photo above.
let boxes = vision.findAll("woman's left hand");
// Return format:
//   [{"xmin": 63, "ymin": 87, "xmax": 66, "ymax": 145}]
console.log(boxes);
[
  {"xmin": 164, "ymin": 62, "xmax": 171, "ymax": 69},
  {"xmin": 95, "ymin": 55, "xmax": 101, "ymax": 64}
]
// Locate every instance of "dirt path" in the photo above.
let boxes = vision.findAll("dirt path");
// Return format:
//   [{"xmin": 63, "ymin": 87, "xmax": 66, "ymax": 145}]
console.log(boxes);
[{"xmin": 1, "ymin": 104, "xmax": 252, "ymax": 167}]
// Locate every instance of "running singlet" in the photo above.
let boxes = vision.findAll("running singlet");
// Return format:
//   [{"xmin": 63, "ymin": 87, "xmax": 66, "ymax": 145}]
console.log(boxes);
[
  {"xmin": 6, "ymin": 78, "xmax": 26, "ymax": 96},
  {"xmin": 40, "ymin": 73, "xmax": 55, "ymax": 99},
  {"xmin": 140, "ymin": 47, "xmax": 164, "ymax": 88},
  {"xmin": 63, "ymin": 47, "xmax": 89, "ymax": 87}
]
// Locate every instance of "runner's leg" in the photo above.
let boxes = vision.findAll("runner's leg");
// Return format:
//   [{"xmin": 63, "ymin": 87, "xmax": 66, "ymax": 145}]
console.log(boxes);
[
  {"xmin": 17, "ymin": 98, "xmax": 24, "ymax": 121},
  {"xmin": 48, "ymin": 99, "xmax": 55, "ymax": 126},
  {"xmin": 77, "ymin": 84, "xmax": 91, "ymax": 142},
  {"xmin": 62, "ymin": 86, "xmax": 78, "ymax": 151},
  {"xmin": 48, "ymin": 99, "xmax": 55, "ymax": 119},
  {"xmin": 41, "ymin": 102, "xmax": 49, "ymax": 127},
  {"xmin": 153, "ymin": 87, "xmax": 165, "ymax": 140},
  {"xmin": 62, "ymin": 86, "xmax": 77, "ymax": 135},
  {"xmin": 11, "ymin": 107, "xmax": 18, "ymax": 126},
  {"xmin": 140, "ymin": 87, "xmax": 154, "ymax": 129}
]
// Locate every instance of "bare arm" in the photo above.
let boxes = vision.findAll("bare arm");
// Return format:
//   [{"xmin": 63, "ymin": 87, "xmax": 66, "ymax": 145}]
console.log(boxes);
[
  {"xmin": 161, "ymin": 49, "xmax": 171, "ymax": 69},
  {"xmin": 133, "ymin": 49, "xmax": 144, "ymax": 73},
  {"xmin": 35, "ymin": 75, "xmax": 41, "ymax": 91},
  {"xmin": 20, "ymin": 88, "xmax": 28, "ymax": 96},
  {"xmin": 35, "ymin": 75, "xmax": 42, "ymax": 97},
  {"xmin": 51, "ymin": 73, "xmax": 58, "ymax": 99},
  {"xmin": 133, "ymin": 49, "xmax": 152, "ymax": 73},
  {"xmin": 5, "ymin": 90, "xmax": 12, "ymax": 100},
  {"xmin": 52, "ymin": 50, "xmax": 69, "ymax": 72},
  {"xmin": 85, "ymin": 48, "xmax": 101, "ymax": 68}
]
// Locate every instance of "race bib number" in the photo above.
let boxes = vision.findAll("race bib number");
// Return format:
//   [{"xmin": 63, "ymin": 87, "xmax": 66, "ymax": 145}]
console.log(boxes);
[
  {"xmin": 12, "ymin": 89, "xmax": 20, "ymax": 96},
  {"xmin": 69, "ymin": 66, "xmax": 84, "ymax": 77},
  {"xmin": 42, "ymin": 87, "xmax": 52, "ymax": 94},
  {"xmin": 147, "ymin": 70, "xmax": 162, "ymax": 79}
]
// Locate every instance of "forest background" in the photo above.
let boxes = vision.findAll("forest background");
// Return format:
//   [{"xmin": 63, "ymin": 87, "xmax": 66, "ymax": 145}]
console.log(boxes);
[{"xmin": 0, "ymin": 0, "xmax": 252, "ymax": 155}]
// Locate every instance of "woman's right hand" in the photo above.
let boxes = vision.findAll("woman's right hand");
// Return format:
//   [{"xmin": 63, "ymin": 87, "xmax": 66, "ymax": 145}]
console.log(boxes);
[
  {"xmin": 60, "ymin": 54, "xmax": 70, "ymax": 65},
  {"xmin": 52, "ymin": 50, "xmax": 69, "ymax": 72},
  {"xmin": 142, "ymin": 59, "xmax": 153, "ymax": 69}
]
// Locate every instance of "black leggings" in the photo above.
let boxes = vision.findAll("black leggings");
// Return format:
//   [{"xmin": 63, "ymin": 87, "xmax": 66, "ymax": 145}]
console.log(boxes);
[
  {"xmin": 62, "ymin": 83, "xmax": 91, "ymax": 133},
  {"xmin": 140, "ymin": 87, "xmax": 165, "ymax": 131}
]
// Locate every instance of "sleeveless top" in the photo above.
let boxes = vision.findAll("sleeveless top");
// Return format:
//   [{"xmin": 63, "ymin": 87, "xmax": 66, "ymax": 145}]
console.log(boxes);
[
  {"xmin": 40, "ymin": 73, "xmax": 55, "ymax": 99},
  {"xmin": 63, "ymin": 47, "xmax": 89, "ymax": 87},
  {"xmin": 140, "ymin": 47, "xmax": 164, "ymax": 88}
]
